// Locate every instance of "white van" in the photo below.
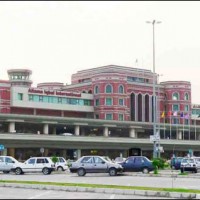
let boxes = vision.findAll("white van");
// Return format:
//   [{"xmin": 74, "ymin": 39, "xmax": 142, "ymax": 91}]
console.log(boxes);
[{"xmin": 0, "ymin": 156, "xmax": 20, "ymax": 173}]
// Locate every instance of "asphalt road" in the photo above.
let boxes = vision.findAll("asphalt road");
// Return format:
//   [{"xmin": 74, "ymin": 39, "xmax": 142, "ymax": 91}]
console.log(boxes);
[
  {"xmin": 0, "ymin": 187, "xmax": 172, "ymax": 199},
  {"xmin": 0, "ymin": 171, "xmax": 200, "ymax": 190}
]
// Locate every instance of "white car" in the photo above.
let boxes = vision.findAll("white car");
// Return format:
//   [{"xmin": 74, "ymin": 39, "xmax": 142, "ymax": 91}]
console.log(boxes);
[
  {"xmin": 54, "ymin": 157, "xmax": 69, "ymax": 171},
  {"xmin": 60, "ymin": 133, "xmax": 73, "ymax": 136},
  {"xmin": 11, "ymin": 157, "xmax": 56, "ymax": 175},
  {"xmin": 0, "ymin": 156, "xmax": 20, "ymax": 174}
]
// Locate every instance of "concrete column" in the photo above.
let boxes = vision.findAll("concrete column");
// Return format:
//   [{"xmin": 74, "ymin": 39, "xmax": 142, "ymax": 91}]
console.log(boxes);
[
  {"xmin": 129, "ymin": 128, "xmax": 136, "ymax": 138},
  {"xmin": 103, "ymin": 127, "xmax": 109, "ymax": 137},
  {"xmin": 75, "ymin": 125, "xmax": 80, "ymax": 136},
  {"xmin": 7, "ymin": 148, "xmax": 15, "ymax": 157},
  {"xmin": 62, "ymin": 149, "xmax": 67, "ymax": 159},
  {"xmin": 61, "ymin": 111, "xmax": 64, "ymax": 117},
  {"xmin": 43, "ymin": 124, "xmax": 49, "ymax": 135},
  {"xmin": 178, "ymin": 131, "xmax": 182, "ymax": 140},
  {"xmin": 2, "ymin": 148, "xmax": 7, "ymax": 156},
  {"xmin": 77, "ymin": 149, "xmax": 81, "ymax": 159},
  {"xmin": 44, "ymin": 149, "xmax": 48, "ymax": 157},
  {"xmin": 33, "ymin": 109, "xmax": 36, "ymax": 115},
  {"xmin": 8, "ymin": 122, "xmax": 15, "ymax": 133},
  {"xmin": 53, "ymin": 127, "xmax": 57, "ymax": 135}
]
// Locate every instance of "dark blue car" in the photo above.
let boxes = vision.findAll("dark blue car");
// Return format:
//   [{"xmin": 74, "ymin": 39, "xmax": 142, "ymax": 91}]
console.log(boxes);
[
  {"xmin": 170, "ymin": 157, "xmax": 183, "ymax": 170},
  {"xmin": 119, "ymin": 156, "xmax": 154, "ymax": 174}
]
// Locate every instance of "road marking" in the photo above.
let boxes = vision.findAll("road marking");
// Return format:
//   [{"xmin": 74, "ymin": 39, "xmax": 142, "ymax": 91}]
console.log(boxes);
[
  {"xmin": 28, "ymin": 191, "xmax": 52, "ymax": 199},
  {"xmin": 109, "ymin": 194, "xmax": 115, "ymax": 199}
]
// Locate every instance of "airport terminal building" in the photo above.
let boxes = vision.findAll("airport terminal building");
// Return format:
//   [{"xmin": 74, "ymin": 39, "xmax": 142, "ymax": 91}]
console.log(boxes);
[{"xmin": 0, "ymin": 65, "xmax": 199, "ymax": 161}]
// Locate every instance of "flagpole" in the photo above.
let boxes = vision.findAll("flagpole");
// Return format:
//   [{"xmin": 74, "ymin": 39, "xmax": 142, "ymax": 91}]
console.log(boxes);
[
  {"xmin": 164, "ymin": 115, "xmax": 166, "ymax": 139},
  {"xmin": 195, "ymin": 117, "xmax": 197, "ymax": 140},
  {"xmin": 189, "ymin": 114, "xmax": 190, "ymax": 140},
  {"xmin": 183, "ymin": 116, "xmax": 184, "ymax": 140},
  {"xmin": 170, "ymin": 114, "xmax": 172, "ymax": 139}
]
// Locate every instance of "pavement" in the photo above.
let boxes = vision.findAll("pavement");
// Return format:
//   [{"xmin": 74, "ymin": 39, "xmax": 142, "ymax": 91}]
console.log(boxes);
[{"xmin": 0, "ymin": 169, "xmax": 198, "ymax": 199}]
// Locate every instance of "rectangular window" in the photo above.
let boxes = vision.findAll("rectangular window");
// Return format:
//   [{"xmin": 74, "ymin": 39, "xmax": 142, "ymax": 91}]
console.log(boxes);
[
  {"xmin": 39, "ymin": 96, "xmax": 43, "ymax": 102},
  {"xmin": 173, "ymin": 118, "xmax": 179, "ymax": 124},
  {"xmin": 173, "ymin": 104, "xmax": 179, "ymax": 111},
  {"xmin": 119, "ymin": 99, "xmax": 124, "ymax": 106},
  {"xmin": 185, "ymin": 119, "xmax": 189, "ymax": 125},
  {"xmin": 95, "ymin": 99, "xmax": 99, "ymax": 106},
  {"xmin": 119, "ymin": 114, "xmax": 124, "ymax": 121},
  {"xmin": 106, "ymin": 113, "xmax": 113, "ymax": 120},
  {"xmin": 106, "ymin": 98, "xmax": 112, "ymax": 106},
  {"xmin": 58, "ymin": 97, "xmax": 62, "ymax": 104},
  {"xmin": 185, "ymin": 105, "xmax": 189, "ymax": 111},
  {"xmin": 95, "ymin": 114, "xmax": 99, "ymax": 119},
  {"xmin": 29, "ymin": 94, "xmax": 33, "ymax": 101},
  {"xmin": 17, "ymin": 93, "xmax": 23, "ymax": 101}
]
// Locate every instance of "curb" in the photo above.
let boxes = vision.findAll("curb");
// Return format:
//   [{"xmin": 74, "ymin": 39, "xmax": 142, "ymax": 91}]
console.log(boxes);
[{"xmin": 0, "ymin": 183, "xmax": 197, "ymax": 199}]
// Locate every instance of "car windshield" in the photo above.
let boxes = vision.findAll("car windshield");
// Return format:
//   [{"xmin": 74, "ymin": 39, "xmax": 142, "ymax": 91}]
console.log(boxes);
[
  {"xmin": 103, "ymin": 156, "xmax": 112, "ymax": 162},
  {"xmin": 182, "ymin": 158, "xmax": 194, "ymax": 163}
]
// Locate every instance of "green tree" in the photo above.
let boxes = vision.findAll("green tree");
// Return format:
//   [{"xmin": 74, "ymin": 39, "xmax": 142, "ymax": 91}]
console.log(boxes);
[{"xmin": 51, "ymin": 156, "xmax": 59, "ymax": 163}]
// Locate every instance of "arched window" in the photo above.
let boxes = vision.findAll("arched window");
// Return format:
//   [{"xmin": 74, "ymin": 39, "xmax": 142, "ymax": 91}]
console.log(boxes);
[
  {"xmin": 184, "ymin": 93, "xmax": 189, "ymax": 100},
  {"xmin": 119, "ymin": 85, "xmax": 124, "ymax": 94},
  {"xmin": 105, "ymin": 84, "xmax": 112, "ymax": 93},
  {"xmin": 94, "ymin": 86, "xmax": 99, "ymax": 94},
  {"xmin": 88, "ymin": 90, "xmax": 92, "ymax": 94},
  {"xmin": 172, "ymin": 92, "xmax": 179, "ymax": 100}
]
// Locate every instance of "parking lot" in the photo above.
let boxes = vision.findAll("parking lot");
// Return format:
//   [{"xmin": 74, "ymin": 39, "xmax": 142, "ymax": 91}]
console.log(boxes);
[{"xmin": 0, "ymin": 170, "xmax": 200, "ymax": 190}]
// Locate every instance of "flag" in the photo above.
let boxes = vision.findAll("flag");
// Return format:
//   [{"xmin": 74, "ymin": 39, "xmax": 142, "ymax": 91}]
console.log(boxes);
[
  {"xmin": 173, "ymin": 111, "xmax": 178, "ymax": 116},
  {"xmin": 184, "ymin": 113, "xmax": 189, "ymax": 119},
  {"xmin": 167, "ymin": 111, "xmax": 172, "ymax": 117},
  {"xmin": 161, "ymin": 111, "xmax": 165, "ymax": 118},
  {"xmin": 180, "ymin": 112, "xmax": 184, "ymax": 118}
]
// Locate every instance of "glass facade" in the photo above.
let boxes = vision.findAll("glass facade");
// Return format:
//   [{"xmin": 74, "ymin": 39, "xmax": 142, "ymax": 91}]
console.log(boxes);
[{"xmin": 28, "ymin": 94, "xmax": 91, "ymax": 106}]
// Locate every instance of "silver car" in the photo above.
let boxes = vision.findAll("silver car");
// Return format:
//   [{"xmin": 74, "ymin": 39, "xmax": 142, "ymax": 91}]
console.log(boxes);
[
  {"xmin": 0, "ymin": 156, "xmax": 20, "ymax": 174},
  {"xmin": 69, "ymin": 155, "xmax": 123, "ymax": 176}
]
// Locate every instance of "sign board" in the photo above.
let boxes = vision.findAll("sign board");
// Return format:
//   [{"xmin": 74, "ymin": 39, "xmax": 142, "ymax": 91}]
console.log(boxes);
[
  {"xmin": 156, "ymin": 146, "xmax": 164, "ymax": 152},
  {"xmin": 150, "ymin": 135, "xmax": 160, "ymax": 142},
  {"xmin": 0, "ymin": 144, "xmax": 4, "ymax": 151},
  {"xmin": 40, "ymin": 148, "xmax": 44, "ymax": 154}
]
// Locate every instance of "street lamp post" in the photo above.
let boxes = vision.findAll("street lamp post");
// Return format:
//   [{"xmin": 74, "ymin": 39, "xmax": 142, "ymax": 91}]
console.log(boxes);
[{"xmin": 146, "ymin": 20, "xmax": 161, "ymax": 158}]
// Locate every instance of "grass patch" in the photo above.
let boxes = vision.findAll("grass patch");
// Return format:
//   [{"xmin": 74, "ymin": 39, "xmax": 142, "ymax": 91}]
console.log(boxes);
[
  {"xmin": 0, "ymin": 179, "xmax": 200, "ymax": 194},
  {"xmin": 179, "ymin": 172, "xmax": 189, "ymax": 175}
]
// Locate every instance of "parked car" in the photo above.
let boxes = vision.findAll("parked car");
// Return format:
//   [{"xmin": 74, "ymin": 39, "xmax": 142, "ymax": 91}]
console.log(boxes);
[
  {"xmin": 0, "ymin": 156, "xmax": 20, "ymax": 174},
  {"xmin": 170, "ymin": 157, "xmax": 183, "ymax": 170},
  {"xmin": 69, "ymin": 155, "xmax": 123, "ymax": 176},
  {"xmin": 180, "ymin": 157, "xmax": 200, "ymax": 173},
  {"xmin": 60, "ymin": 133, "xmax": 73, "ymax": 136},
  {"xmin": 119, "ymin": 156, "xmax": 154, "ymax": 173},
  {"xmin": 53, "ymin": 157, "xmax": 68, "ymax": 171},
  {"xmin": 114, "ymin": 157, "xmax": 126, "ymax": 164},
  {"xmin": 11, "ymin": 157, "xmax": 56, "ymax": 175}
]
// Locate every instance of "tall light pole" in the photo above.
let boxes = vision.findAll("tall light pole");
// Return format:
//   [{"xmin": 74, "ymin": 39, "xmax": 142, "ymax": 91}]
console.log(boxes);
[{"xmin": 146, "ymin": 20, "xmax": 161, "ymax": 158}]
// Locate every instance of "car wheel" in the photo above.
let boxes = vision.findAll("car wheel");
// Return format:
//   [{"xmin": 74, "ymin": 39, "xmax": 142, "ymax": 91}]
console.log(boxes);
[
  {"xmin": 109, "ymin": 168, "xmax": 117, "ymax": 176},
  {"xmin": 15, "ymin": 167, "xmax": 22, "ymax": 175},
  {"xmin": 42, "ymin": 167, "xmax": 50, "ymax": 175},
  {"xmin": 57, "ymin": 166, "xmax": 64, "ymax": 171},
  {"xmin": 3, "ymin": 171, "xmax": 10, "ymax": 174},
  {"xmin": 77, "ymin": 168, "xmax": 86, "ymax": 176},
  {"xmin": 142, "ymin": 167, "xmax": 149, "ymax": 174}
]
